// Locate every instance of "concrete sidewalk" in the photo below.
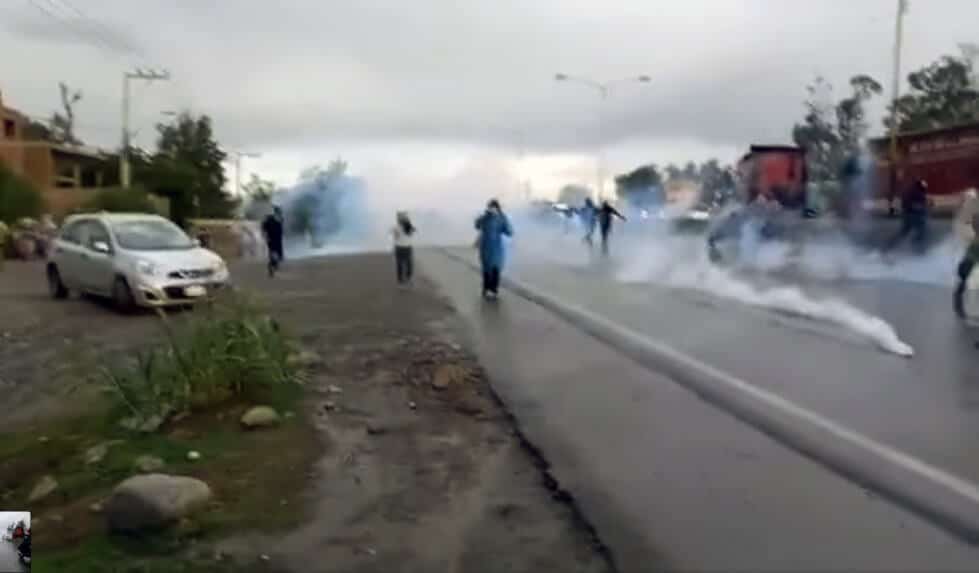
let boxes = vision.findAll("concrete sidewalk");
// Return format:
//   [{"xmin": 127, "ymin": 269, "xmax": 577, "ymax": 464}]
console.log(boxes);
[{"xmin": 421, "ymin": 250, "xmax": 979, "ymax": 571}]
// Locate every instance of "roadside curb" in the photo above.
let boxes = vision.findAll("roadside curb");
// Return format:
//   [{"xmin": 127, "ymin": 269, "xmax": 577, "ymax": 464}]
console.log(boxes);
[{"xmin": 440, "ymin": 248, "xmax": 979, "ymax": 546}]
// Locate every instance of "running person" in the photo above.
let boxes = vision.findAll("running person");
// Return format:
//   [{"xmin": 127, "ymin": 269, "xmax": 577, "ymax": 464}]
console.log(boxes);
[
  {"xmin": 261, "ymin": 206, "xmax": 285, "ymax": 277},
  {"xmin": 598, "ymin": 200, "xmax": 626, "ymax": 255}
]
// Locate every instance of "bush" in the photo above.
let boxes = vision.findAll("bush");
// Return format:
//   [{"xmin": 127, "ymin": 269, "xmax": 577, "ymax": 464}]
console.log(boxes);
[
  {"xmin": 101, "ymin": 295, "xmax": 298, "ymax": 425},
  {"xmin": 0, "ymin": 165, "xmax": 44, "ymax": 224},
  {"xmin": 84, "ymin": 186, "xmax": 158, "ymax": 214}
]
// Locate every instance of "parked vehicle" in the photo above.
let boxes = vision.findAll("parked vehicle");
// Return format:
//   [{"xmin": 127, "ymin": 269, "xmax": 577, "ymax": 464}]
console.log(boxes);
[{"xmin": 46, "ymin": 213, "xmax": 230, "ymax": 311}]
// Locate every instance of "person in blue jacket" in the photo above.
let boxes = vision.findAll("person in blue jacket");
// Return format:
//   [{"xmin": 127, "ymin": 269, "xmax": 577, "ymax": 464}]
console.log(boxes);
[{"xmin": 475, "ymin": 198, "xmax": 513, "ymax": 299}]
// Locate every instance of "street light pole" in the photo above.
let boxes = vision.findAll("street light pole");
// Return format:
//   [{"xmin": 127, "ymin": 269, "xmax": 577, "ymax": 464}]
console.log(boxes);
[
  {"xmin": 888, "ymin": 0, "xmax": 908, "ymax": 204},
  {"xmin": 121, "ymin": 68, "xmax": 170, "ymax": 188},
  {"xmin": 555, "ymin": 73, "xmax": 650, "ymax": 200},
  {"xmin": 229, "ymin": 150, "xmax": 262, "ymax": 196}
]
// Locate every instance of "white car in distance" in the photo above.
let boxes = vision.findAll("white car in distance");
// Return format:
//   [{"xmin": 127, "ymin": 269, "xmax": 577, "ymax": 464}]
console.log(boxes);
[{"xmin": 47, "ymin": 213, "xmax": 230, "ymax": 310}]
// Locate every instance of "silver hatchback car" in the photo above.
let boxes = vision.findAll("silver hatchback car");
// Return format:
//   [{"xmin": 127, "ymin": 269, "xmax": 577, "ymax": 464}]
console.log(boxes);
[{"xmin": 46, "ymin": 213, "xmax": 230, "ymax": 310}]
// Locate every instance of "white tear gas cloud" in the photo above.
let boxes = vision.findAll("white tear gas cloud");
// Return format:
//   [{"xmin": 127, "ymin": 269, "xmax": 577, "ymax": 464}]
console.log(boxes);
[{"xmin": 269, "ymin": 157, "xmax": 963, "ymax": 357}]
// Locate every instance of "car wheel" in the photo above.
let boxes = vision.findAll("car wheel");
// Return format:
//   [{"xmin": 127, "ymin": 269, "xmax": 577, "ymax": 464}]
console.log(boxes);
[
  {"xmin": 47, "ymin": 265, "xmax": 69, "ymax": 299},
  {"xmin": 112, "ymin": 277, "xmax": 136, "ymax": 313}
]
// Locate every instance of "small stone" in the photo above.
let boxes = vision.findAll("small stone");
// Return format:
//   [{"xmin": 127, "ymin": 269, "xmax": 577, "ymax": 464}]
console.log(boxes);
[
  {"xmin": 408, "ymin": 401, "xmax": 417, "ymax": 410},
  {"xmin": 187, "ymin": 451, "xmax": 201, "ymax": 461},
  {"xmin": 28, "ymin": 475, "xmax": 59, "ymax": 502},
  {"xmin": 432, "ymin": 364, "xmax": 468, "ymax": 390},
  {"xmin": 287, "ymin": 350, "xmax": 322, "ymax": 369},
  {"xmin": 89, "ymin": 501, "xmax": 104, "ymax": 513},
  {"xmin": 260, "ymin": 554, "xmax": 271, "ymax": 562},
  {"xmin": 323, "ymin": 401, "xmax": 337, "ymax": 412},
  {"xmin": 134, "ymin": 455, "xmax": 166, "ymax": 473},
  {"xmin": 365, "ymin": 423, "xmax": 387, "ymax": 436},
  {"xmin": 84, "ymin": 442, "xmax": 111, "ymax": 465},
  {"xmin": 284, "ymin": 411, "xmax": 296, "ymax": 419},
  {"xmin": 327, "ymin": 384, "xmax": 343, "ymax": 394},
  {"xmin": 38, "ymin": 436, "xmax": 49, "ymax": 443},
  {"xmin": 240, "ymin": 406, "xmax": 281, "ymax": 429}
]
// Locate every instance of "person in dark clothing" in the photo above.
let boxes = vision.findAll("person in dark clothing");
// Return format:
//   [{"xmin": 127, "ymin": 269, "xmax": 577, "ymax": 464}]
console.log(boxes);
[
  {"xmin": 475, "ymin": 199, "xmax": 513, "ymax": 299},
  {"xmin": 885, "ymin": 179, "xmax": 929, "ymax": 254},
  {"xmin": 954, "ymin": 190, "xmax": 979, "ymax": 318},
  {"xmin": 261, "ymin": 206, "xmax": 285, "ymax": 277},
  {"xmin": 391, "ymin": 211, "xmax": 416, "ymax": 285},
  {"xmin": 597, "ymin": 200, "xmax": 626, "ymax": 255}
]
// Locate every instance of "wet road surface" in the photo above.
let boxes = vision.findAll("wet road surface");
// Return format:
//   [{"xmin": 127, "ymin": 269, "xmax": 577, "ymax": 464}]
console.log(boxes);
[
  {"xmin": 421, "ymin": 250, "xmax": 979, "ymax": 571},
  {"xmin": 499, "ymin": 252, "xmax": 979, "ymax": 490}
]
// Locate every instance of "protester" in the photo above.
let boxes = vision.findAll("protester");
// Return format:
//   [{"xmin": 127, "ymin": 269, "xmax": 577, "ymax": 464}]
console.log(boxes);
[
  {"xmin": 954, "ymin": 189, "xmax": 979, "ymax": 319},
  {"xmin": 261, "ymin": 206, "xmax": 285, "ymax": 277},
  {"xmin": 392, "ymin": 211, "xmax": 416, "ymax": 285},
  {"xmin": 475, "ymin": 198, "xmax": 513, "ymax": 299},
  {"xmin": 885, "ymin": 178, "xmax": 929, "ymax": 254},
  {"xmin": 598, "ymin": 200, "xmax": 626, "ymax": 255},
  {"xmin": 580, "ymin": 197, "xmax": 598, "ymax": 246}
]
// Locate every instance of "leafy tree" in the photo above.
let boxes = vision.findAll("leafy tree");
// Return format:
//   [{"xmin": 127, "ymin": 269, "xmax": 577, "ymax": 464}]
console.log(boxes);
[
  {"xmin": 242, "ymin": 174, "xmax": 278, "ymax": 220},
  {"xmin": 84, "ymin": 186, "xmax": 158, "ymax": 214},
  {"xmin": 557, "ymin": 184, "xmax": 591, "ymax": 206},
  {"xmin": 51, "ymin": 82, "xmax": 82, "ymax": 145},
  {"xmin": 698, "ymin": 159, "xmax": 736, "ymax": 207},
  {"xmin": 614, "ymin": 164, "xmax": 664, "ymax": 208},
  {"xmin": 146, "ymin": 113, "xmax": 233, "ymax": 226},
  {"xmin": 792, "ymin": 76, "xmax": 840, "ymax": 183},
  {"xmin": 0, "ymin": 164, "xmax": 44, "ymax": 223},
  {"xmin": 682, "ymin": 161, "xmax": 699, "ymax": 180},
  {"xmin": 664, "ymin": 164, "xmax": 682, "ymax": 181},
  {"xmin": 887, "ymin": 54, "xmax": 979, "ymax": 131}
]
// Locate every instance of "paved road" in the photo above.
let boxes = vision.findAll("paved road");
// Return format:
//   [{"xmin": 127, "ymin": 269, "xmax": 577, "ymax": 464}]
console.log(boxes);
[
  {"xmin": 500, "ymin": 251, "xmax": 979, "ymax": 489},
  {"xmin": 421, "ymin": 249, "xmax": 979, "ymax": 571}
]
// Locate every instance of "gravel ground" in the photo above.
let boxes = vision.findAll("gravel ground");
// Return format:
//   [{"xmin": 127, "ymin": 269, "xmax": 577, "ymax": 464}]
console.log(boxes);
[{"xmin": 0, "ymin": 254, "xmax": 613, "ymax": 573}]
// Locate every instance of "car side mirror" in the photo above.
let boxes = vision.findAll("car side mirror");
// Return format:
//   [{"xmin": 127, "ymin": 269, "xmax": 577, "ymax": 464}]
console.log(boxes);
[{"xmin": 91, "ymin": 240, "xmax": 111, "ymax": 254}]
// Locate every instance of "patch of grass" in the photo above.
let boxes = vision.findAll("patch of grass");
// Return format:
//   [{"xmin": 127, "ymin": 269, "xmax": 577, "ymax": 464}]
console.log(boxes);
[{"xmin": 101, "ymin": 294, "xmax": 298, "ymax": 423}]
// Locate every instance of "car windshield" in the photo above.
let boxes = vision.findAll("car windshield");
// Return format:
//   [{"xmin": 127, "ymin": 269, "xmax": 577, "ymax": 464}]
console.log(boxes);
[{"xmin": 112, "ymin": 220, "xmax": 194, "ymax": 250}]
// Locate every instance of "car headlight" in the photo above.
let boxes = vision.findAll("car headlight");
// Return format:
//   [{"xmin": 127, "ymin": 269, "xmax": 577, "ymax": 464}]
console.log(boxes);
[{"xmin": 135, "ymin": 259, "xmax": 158, "ymax": 276}]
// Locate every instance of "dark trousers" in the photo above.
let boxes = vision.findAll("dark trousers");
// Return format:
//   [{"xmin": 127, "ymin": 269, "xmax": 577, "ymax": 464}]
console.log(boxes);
[
  {"xmin": 482, "ymin": 266, "xmax": 501, "ymax": 295},
  {"xmin": 267, "ymin": 241, "xmax": 284, "ymax": 276},
  {"xmin": 886, "ymin": 217, "xmax": 927, "ymax": 253},
  {"xmin": 600, "ymin": 224, "xmax": 611, "ymax": 255},
  {"xmin": 395, "ymin": 246, "xmax": 413, "ymax": 283},
  {"xmin": 955, "ymin": 257, "xmax": 975, "ymax": 318}
]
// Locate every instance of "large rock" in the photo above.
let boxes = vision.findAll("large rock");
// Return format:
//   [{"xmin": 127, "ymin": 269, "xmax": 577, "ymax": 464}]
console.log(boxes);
[
  {"xmin": 240, "ymin": 406, "xmax": 281, "ymax": 429},
  {"xmin": 105, "ymin": 474, "xmax": 212, "ymax": 532},
  {"xmin": 28, "ymin": 475, "xmax": 59, "ymax": 502}
]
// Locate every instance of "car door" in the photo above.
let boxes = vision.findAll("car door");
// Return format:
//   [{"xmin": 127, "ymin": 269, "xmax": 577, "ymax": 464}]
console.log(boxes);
[
  {"xmin": 52, "ymin": 219, "xmax": 88, "ymax": 290},
  {"xmin": 80, "ymin": 220, "xmax": 116, "ymax": 295}
]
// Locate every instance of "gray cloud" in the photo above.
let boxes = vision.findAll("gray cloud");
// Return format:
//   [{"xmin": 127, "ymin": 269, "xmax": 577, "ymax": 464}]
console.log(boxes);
[{"xmin": 3, "ymin": 0, "xmax": 977, "ymax": 162}]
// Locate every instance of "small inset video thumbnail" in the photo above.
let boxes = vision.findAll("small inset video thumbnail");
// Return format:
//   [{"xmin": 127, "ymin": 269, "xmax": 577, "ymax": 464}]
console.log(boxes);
[{"xmin": 0, "ymin": 512, "xmax": 31, "ymax": 572}]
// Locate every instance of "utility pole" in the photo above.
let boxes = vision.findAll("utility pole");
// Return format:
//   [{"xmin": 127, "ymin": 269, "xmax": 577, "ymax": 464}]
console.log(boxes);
[
  {"xmin": 121, "ymin": 68, "xmax": 170, "ymax": 188},
  {"xmin": 229, "ymin": 150, "xmax": 262, "ymax": 196},
  {"xmin": 888, "ymin": 0, "xmax": 908, "ymax": 206}
]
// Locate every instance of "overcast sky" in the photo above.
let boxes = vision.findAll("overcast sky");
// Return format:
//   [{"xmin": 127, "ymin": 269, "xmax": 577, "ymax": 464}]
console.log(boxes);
[{"xmin": 2, "ymin": 0, "xmax": 977, "ymax": 197}]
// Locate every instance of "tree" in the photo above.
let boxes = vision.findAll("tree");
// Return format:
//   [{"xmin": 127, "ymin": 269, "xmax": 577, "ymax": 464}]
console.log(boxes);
[
  {"xmin": 698, "ymin": 159, "xmax": 736, "ymax": 207},
  {"xmin": 664, "ymin": 164, "xmax": 682, "ymax": 181},
  {"xmin": 614, "ymin": 164, "xmax": 664, "ymax": 208},
  {"xmin": 792, "ymin": 76, "xmax": 840, "ymax": 183},
  {"xmin": 557, "ymin": 184, "xmax": 591, "ymax": 206},
  {"xmin": 887, "ymin": 54, "xmax": 979, "ymax": 132},
  {"xmin": 242, "ymin": 174, "xmax": 278, "ymax": 220},
  {"xmin": 147, "ymin": 113, "xmax": 232, "ymax": 225},
  {"xmin": 51, "ymin": 82, "xmax": 82, "ymax": 145},
  {"xmin": 837, "ymin": 75, "xmax": 883, "ymax": 158},
  {"xmin": 681, "ymin": 161, "xmax": 699, "ymax": 180}
]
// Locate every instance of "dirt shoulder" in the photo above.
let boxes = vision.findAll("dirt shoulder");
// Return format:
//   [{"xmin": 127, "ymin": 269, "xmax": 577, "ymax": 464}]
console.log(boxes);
[
  {"xmin": 223, "ymin": 253, "xmax": 612, "ymax": 572},
  {"xmin": 0, "ymin": 254, "xmax": 612, "ymax": 572}
]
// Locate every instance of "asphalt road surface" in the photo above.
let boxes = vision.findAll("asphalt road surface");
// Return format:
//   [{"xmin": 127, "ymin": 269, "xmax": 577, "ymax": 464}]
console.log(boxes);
[{"xmin": 421, "ymin": 248, "xmax": 979, "ymax": 571}]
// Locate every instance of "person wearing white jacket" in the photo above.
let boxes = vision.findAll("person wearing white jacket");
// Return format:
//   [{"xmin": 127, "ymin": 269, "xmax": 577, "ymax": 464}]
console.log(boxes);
[{"xmin": 954, "ymin": 189, "xmax": 979, "ymax": 318}]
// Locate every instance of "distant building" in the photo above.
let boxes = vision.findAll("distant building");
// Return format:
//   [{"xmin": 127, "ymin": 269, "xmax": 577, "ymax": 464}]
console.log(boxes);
[{"xmin": 0, "ymin": 88, "xmax": 112, "ymax": 215}]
